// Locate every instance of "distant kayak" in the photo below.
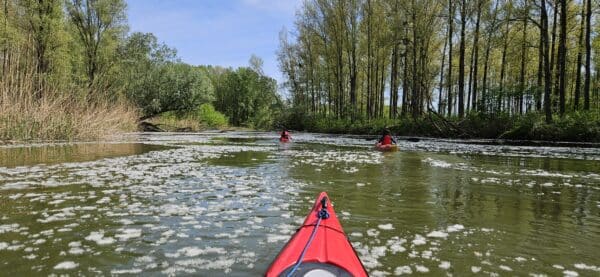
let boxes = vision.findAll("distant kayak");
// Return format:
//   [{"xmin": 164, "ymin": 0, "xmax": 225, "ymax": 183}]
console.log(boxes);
[
  {"xmin": 279, "ymin": 137, "xmax": 291, "ymax": 143},
  {"xmin": 266, "ymin": 192, "xmax": 368, "ymax": 277},
  {"xmin": 375, "ymin": 143, "xmax": 398, "ymax": 152}
]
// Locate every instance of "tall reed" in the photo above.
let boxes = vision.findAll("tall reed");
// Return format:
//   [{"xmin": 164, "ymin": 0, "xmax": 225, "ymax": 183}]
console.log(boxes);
[{"xmin": 0, "ymin": 51, "xmax": 138, "ymax": 141}]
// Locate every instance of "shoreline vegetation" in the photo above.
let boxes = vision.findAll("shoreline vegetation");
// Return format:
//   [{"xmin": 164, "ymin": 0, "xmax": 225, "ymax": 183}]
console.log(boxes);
[
  {"xmin": 2, "ymin": 0, "xmax": 600, "ymax": 144},
  {"xmin": 281, "ymin": 111, "xmax": 600, "ymax": 143},
  {"xmin": 276, "ymin": 0, "xmax": 600, "ymax": 144},
  {"xmin": 1, "ymin": 0, "xmax": 280, "ymax": 142},
  {"xmin": 0, "ymin": 54, "xmax": 138, "ymax": 141}
]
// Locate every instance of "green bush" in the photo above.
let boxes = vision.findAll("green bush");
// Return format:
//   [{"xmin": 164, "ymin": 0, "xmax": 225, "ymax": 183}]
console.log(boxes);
[
  {"xmin": 196, "ymin": 103, "xmax": 228, "ymax": 128},
  {"xmin": 499, "ymin": 112, "xmax": 541, "ymax": 140},
  {"xmin": 553, "ymin": 111, "xmax": 600, "ymax": 141},
  {"xmin": 498, "ymin": 111, "xmax": 600, "ymax": 142}
]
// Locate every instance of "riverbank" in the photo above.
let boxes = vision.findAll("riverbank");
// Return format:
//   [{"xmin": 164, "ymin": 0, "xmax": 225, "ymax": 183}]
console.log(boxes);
[
  {"xmin": 0, "ymin": 93, "xmax": 138, "ymax": 142},
  {"xmin": 282, "ymin": 111, "xmax": 600, "ymax": 143}
]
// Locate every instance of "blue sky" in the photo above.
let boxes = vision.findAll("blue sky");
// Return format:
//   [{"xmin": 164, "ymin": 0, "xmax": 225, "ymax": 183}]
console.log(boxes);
[{"xmin": 126, "ymin": 0, "xmax": 300, "ymax": 83}]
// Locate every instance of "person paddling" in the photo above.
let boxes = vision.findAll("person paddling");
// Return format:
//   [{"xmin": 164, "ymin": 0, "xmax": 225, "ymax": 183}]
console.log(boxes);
[
  {"xmin": 280, "ymin": 129, "xmax": 291, "ymax": 142},
  {"xmin": 377, "ymin": 129, "xmax": 396, "ymax": 145}
]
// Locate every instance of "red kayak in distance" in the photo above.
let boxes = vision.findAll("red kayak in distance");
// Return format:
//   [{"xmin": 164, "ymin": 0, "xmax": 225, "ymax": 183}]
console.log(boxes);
[
  {"xmin": 266, "ymin": 192, "xmax": 368, "ymax": 277},
  {"xmin": 280, "ymin": 130, "xmax": 291, "ymax": 143},
  {"xmin": 375, "ymin": 143, "xmax": 398, "ymax": 152}
]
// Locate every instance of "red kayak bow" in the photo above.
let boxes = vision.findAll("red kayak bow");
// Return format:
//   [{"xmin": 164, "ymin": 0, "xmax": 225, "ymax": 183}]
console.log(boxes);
[{"xmin": 266, "ymin": 192, "xmax": 368, "ymax": 277}]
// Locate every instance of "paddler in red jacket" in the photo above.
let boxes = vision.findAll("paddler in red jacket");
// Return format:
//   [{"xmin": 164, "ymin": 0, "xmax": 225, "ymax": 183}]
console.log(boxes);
[
  {"xmin": 280, "ymin": 130, "xmax": 291, "ymax": 142},
  {"xmin": 378, "ymin": 129, "xmax": 396, "ymax": 145}
]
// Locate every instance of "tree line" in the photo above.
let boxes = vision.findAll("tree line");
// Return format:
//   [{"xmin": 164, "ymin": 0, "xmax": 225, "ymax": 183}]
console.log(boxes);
[
  {"xmin": 1, "ymin": 0, "xmax": 282, "ymax": 132},
  {"xmin": 278, "ymin": 0, "xmax": 600, "ymax": 125}
]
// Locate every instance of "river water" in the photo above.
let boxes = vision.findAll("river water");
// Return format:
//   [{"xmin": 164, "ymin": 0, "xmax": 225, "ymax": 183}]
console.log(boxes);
[{"xmin": 0, "ymin": 132, "xmax": 599, "ymax": 276}]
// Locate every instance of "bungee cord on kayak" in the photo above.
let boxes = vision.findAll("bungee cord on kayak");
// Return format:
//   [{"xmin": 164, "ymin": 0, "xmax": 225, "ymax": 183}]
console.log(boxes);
[{"xmin": 286, "ymin": 197, "xmax": 330, "ymax": 277}]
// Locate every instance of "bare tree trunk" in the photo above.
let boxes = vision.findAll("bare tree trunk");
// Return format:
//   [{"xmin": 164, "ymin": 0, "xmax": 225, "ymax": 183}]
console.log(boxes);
[
  {"xmin": 438, "ymin": 26, "xmax": 448, "ymax": 115},
  {"xmin": 584, "ymin": 0, "xmax": 591, "ymax": 110},
  {"xmin": 412, "ymin": 9, "xmax": 420, "ymax": 118},
  {"xmin": 518, "ymin": 1, "xmax": 529, "ymax": 115},
  {"xmin": 574, "ymin": 0, "xmax": 585, "ymax": 110},
  {"xmin": 499, "ymin": 6, "xmax": 511, "ymax": 114},
  {"xmin": 349, "ymin": 41, "xmax": 357, "ymax": 120},
  {"xmin": 482, "ymin": 41, "xmax": 491, "ymax": 114},
  {"xmin": 390, "ymin": 44, "xmax": 399, "ymax": 118},
  {"xmin": 447, "ymin": 0, "xmax": 454, "ymax": 116},
  {"xmin": 557, "ymin": 0, "xmax": 567, "ymax": 116},
  {"xmin": 471, "ymin": 4, "xmax": 481, "ymax": 111},
  {"xmin": 537, "ymin": 21, "xmax": 543, "ymax": 111},
  {"xmin": 541, "ymin": 0, "xmax": 553, "ymax": 123},
  {"xmin": 457, "ymin": 0, "xmax": 466, "ymax": 118},
  {"xmin": 549, "ymin": 1, "xmax": 558, "ymax": 108},
  {"xmin": 402, "ymin": 52, "xmax": 409, "ymax": 116},
  {"xmin": 380, "ymin": 54, "xmax": 386, "ymax": 118},
  {"xmin": 367, "ymin": 0, "xmax": 373, "ymax": 118},
  {"xmin": 467, "ymin": 0, "xmax": 481, "ymax": 113}
]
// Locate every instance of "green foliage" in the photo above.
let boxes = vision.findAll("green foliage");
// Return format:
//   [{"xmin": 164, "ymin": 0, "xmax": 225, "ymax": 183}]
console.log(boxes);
[
  {"xmin": 1, "ymin": 0, "xmax": 286, "ymax": 141},
  {"xmin": 150, "ymin": 103, "xmax": 228, "ymax": 130},
  {"xmin": 492, "ymin": 111, "xmax": 600, "ymax": 142},
  {"xmin": 459, "ymin": 112, "xmax": 513, "ymax": 138},
  {"xmin": 280, "ymin": 111, "xmax": 398, "ymax": 135},
  {"xmin": 118, "ymin": 33, "xmax": 214, "ymax": 119},
  {"xmin": 209, "ymin": 57, "xmax": 283, "ymax": 129},
  {"xmin": 282, "ymin": 109, "xmax": 600, "ymax": 142},
  {"xmin": 279, "ymin": 0, "xmax": 599, "ymax": 140},
  {"xmin": 196, "ymin": 104, "xmax": 228, "ymax": 128},
  {"xmin": 66, "ymin": 0, "xmax": 127, "ymax": 88}
]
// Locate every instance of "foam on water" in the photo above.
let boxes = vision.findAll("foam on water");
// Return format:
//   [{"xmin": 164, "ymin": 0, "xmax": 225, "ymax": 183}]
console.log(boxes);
[
  {"xmin": 574, "ymin": 263, "xmax": 600, "ymax": 272},
  {"xmin": 415, "ymin": 265, "xmax": 429, "ymax": 273},
  {"xmin": 394, "ymin": 265, "xmax": 412, "ymax": 275},
  {"xmin": 439, "ymin": 261, "xmax": 451, "ymax": 269},
  {"xmin": 1, "ymin": 132, "xmax": 598, "ymax": 275},
  {"xmin": 563, "ymin": 270, "xmax": 579, "ymax": 276},
  {"xmin": 54, "ymin": 261, "xmax": 78, "ymax": 270},
  {"xmin": 412, "ymin": 234, "xmax": 427, "ymax": 246},
  {"xmin": 426, "ymin": 231, "xmax": 448, "ymax": 238},
  {"xmin": 85, "ymin": 231, "xmax": 115, "ymax": 245},
  {"xmin": 378, "ymin": 223, "xmax": 394, "ymax": 230}
]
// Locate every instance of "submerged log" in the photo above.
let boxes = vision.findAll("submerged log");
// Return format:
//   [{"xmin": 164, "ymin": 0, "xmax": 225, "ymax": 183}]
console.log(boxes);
[{"xmin": 139, "ymin": 122, "xmax": 165, "ymax": 132}]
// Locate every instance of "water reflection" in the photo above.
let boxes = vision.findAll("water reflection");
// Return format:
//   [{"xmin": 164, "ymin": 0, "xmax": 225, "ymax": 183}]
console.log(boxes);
[
  {"xmin": 0, "ymin": 143, "xmax": 171, "ymax": 168},
  {"xmin": 284, "ymin": 144, "xmax": 600, "ymax": 275},
  {"xmin": 0, "ymin": 133, "xmax": 598, "ymax": 276}
]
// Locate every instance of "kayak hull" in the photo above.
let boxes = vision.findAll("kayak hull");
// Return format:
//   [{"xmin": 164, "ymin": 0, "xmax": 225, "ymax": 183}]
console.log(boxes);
[
  {"xmin": 279, "ymin": 137, "xmax": 291, "ymax": 143},
  {"xmin": 375, "ymin": 143, "xmax": 398, "ymax": 152},
  {"xmin": 266, "ymin": 192, "xmax": 367, "ymax": 277}
]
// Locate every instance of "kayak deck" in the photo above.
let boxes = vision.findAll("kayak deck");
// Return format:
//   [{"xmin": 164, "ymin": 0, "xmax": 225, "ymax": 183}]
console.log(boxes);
[{"xmin": 266, "ymin": 192, "xmax": 367, "ymax": 277}]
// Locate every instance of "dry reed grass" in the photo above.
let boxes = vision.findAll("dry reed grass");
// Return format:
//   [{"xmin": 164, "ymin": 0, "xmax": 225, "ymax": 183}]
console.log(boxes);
[
  {"xmin": 147, "ymin": 115, "xmax": 204, "ymax": 131},
  {"xmin": 0, "ymin": 53, "xmax": 138, "ymax": 141}
]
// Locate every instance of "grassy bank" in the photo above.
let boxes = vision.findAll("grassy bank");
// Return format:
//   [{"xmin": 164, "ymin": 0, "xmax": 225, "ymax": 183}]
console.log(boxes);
[
  {"xmin": 1, "ymin": 73, "xmax": 138, "ymax": 142},
  {"xmin": 146, "ymin": 103, "xmax": 229, "ymax": 132},
  {"xmin": 281, "ymin": 111, "xmax": 600, "ymax": 142}
]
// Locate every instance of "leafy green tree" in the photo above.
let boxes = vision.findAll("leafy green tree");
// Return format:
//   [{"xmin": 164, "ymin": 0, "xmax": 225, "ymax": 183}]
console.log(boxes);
[
  {"xmin": 280, "ymin": 0, "xmax": 600, "ymax": 128},
  {"xmin": 66, "ymin": 0, "xmax": 126, "ymax": 90},
  {"xmin": 138, "ymin": 63, "xmax": 214, "ymax": 120},
  {"xmin": 211, "ymin": 56, "xmax": 282, "ymax": 128},
  {"xmin": 20, "ymin": 0, "xmax": 69, "ymax": 90}
]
